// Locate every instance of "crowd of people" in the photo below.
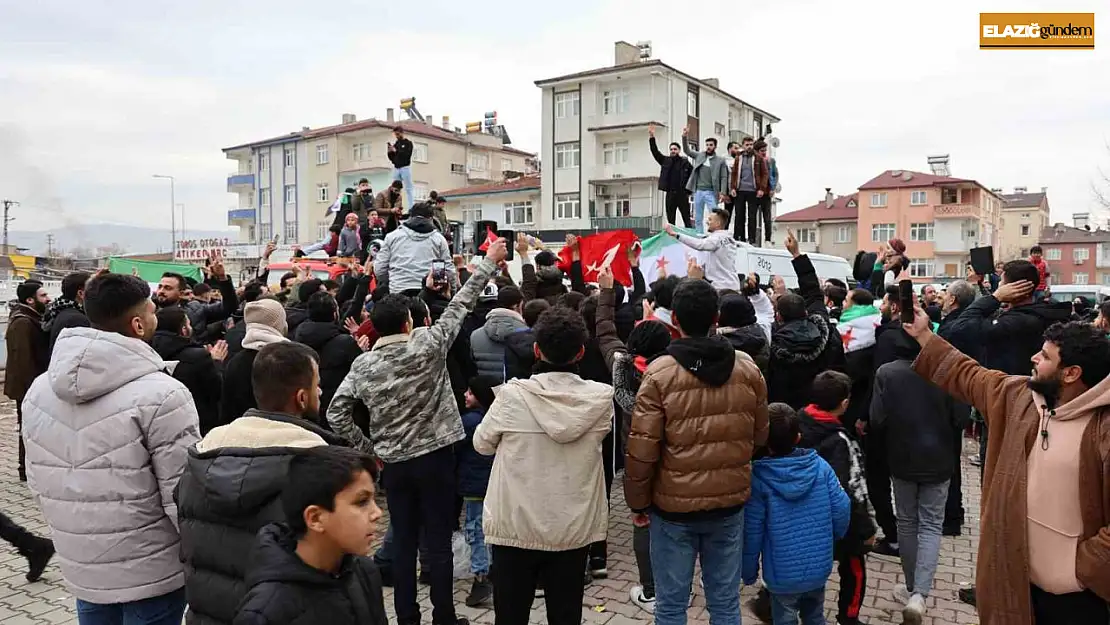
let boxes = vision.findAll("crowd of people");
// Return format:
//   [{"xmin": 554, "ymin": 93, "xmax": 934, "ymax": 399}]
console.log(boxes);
[{"xmin": 3, "ymin": 176, "xmax": 1110, "ymax": 625}]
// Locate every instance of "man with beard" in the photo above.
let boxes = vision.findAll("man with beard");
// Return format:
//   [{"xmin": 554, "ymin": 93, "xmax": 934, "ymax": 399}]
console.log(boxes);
[
  {"xmin": 4, "ymin": 280, "xmax": 50, "ymax": 481},
  {"xmin": 648, "ymin": 123, "xmax": 693, "ymax": 228},
  {"xmin": 42, "ymin": 271, "xmax": 91, "ymax": 354},
  {"xmin": 155, "ymin": 261, "xmax": 238, "ymax": 345},
  {"xmin": 375, "ymin": 180, "xmax": 406, "ymax": 234},
  {"xmin": 905, "ymin": 314, "xmax": 1110, "ymax": 625},
  {"xmin": 729, "ymin": 136, "xmax": 758, "ymax": 241},
  {"xmin": 681, "ymin": 127, "xmax": 729, "ymax": 234}
]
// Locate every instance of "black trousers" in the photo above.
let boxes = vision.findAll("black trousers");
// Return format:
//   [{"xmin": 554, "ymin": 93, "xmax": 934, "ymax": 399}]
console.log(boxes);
[
  {"xmin": 734, "ymin": 191, "xmax": 758, "ymax": 241},
  {"xmin": 945, "ymin": 428, "xmax": 965, "ymax": 529},
  {"xmin": 752, "ymin": 194, "xmax": 773, "ymax": 243},
  {"xmin": 588, "ymin": 426, "xmax": 618, "ymax": 566},
  {"xmin": 664, "ymin": 191, "xmax": 692, "ymax": 229},
  {"xmin": 632, "ymin": 524, "xmax": 653, "ymax": 597},
  {"xmin": 382, "ymin": 447, "xmax": 457, "ymax": 625},
  {"xmin": 1031, "ymin": 584, "xmax": 1109, "ymax": 625},
  {"xmin": 0, "ymin": 510, "xmax": 42, "ymax": 553},
  {"xmin": 864, "ymin": 432, "xmax": 897, "ymax": 541},
  {"xmin": 491, "ymin": 546, "xmax": 589, "ymax": 625},
  {"xmin": 837, "ymin": 554, "xmax": 867, "ymax": 623},
  {"xmin": 16, "ymin": 402, "xmax": 25, "ymax": 480}
]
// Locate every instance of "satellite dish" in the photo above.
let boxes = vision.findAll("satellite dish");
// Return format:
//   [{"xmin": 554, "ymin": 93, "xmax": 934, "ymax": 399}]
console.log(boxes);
[
  {"xmin": 891, "ymin": 170, "xmax": 903, "ymax": 177},
  {"xmin": 902, "ymin": 172, "xmax": 913, "ymax": 182},
  {"xmin": 770, "ymin": 137, "xmax": 781, "ymax": 148}
]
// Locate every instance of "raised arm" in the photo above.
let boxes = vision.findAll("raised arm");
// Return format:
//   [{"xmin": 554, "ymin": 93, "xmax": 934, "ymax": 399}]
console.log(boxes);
[
  {"xmin": 675, "ymin": 232, "xmax": 724, "ymax": 252},
  {"xmin": 648, "ymin": 136, "xmax": 666, "ymax": 166},
  {"xmin": 417, "ymin": 253, "xmax": 501, "ymax": 357},
  {"xmin": 596, "ymin": 284, "xmax": 627, "ymax": 371}
]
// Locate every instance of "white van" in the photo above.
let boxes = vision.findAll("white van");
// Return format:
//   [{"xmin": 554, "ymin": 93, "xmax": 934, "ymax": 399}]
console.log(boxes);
[
  {"xmin": 1047, "ymin": 284, "xmax": 1110, "ymax": 305},
  {"xmin": 733, "ymin": 244, "xmax": 855, "ymax": 290}
]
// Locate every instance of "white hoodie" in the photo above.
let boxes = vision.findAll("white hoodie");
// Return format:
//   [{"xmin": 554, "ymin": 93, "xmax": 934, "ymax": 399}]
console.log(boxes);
[{"xmin": 676, "ymin": 230, "xmax": 741, "ymax": 292}]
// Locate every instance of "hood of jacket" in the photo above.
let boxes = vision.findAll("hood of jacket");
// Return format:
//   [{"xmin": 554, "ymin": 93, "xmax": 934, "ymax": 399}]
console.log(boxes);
[
  {"xmin": 1045, "ymin": 368, "xmax": 1110, "ymax": 422},
  {"xmin": 510, "ymin": 372, "xmax": 613, "ymax": 443},
  {"xmin": 151, "ymin": 330, "xmax": 196, "ymax": 361},
  {"xmin": 244, "ymin": 524, "xmax": 355, "ymax": 589},
  {"xmin": 771, "ymin": 315, "xmax": 830, "ymax": 363},
  {"xmin": 294, "ymin": 319, "xmax": 344, "ymax": 351},
  {"xmin": 9, "ymin": 302, "xmax": 41, "ymax": 324},
  {"xmin": 1009, "ymin": 299, "xmax": 1074, "ymax": 327},
  {"xmin": 402, "ymin": 216, "xmax": 437, "ymax": 236},
  {"xmin": 482, "ymin": 308, "xmax": 527, "ymax": 343},
  {"xmin": 47, "ymin": 327, "xmax": 168, "ymax": 404},
  {"xmin": 243, "ymin": 323, "xmax": 288, "ymax": 351},
  {"xmin": 717, "ymin": 325, "xmax": 768, "ymax": 355},
  {"xmin": 666, "ymin": 335, "xmax": 738, "ymax": 387},
  {"xmin": 752, "ymin": 448, "xmax": 821, "ymax": 502}
]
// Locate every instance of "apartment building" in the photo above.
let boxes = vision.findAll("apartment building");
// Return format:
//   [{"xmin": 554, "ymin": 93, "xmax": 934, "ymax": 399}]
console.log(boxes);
[
  {"xmin": 441, "ymin": 175, "xmax": 542, "ymax": 253},
  {"xmin": 533, "ymin": 41, "xmax": 781, "ymax": 239},
  {"xmin": 222, "ymin": 109, "xmax": 536, "ymax": 245},
  {"xmin": 997, "ymin": 186, "xmax": 1051, "ymax": 261},
  {"xmin": 773, "ymin": 190, "xmax": 859, "ymax": 259},
  {"xmin": 1038, "ymin": 217, "xmax": 1110, "ymax": 286}
]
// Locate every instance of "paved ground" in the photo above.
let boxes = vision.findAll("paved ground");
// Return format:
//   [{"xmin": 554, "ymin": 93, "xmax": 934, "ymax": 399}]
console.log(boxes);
[{"xmin": 0, "ymin": 398, "xmax": 982, "ymax": 624}]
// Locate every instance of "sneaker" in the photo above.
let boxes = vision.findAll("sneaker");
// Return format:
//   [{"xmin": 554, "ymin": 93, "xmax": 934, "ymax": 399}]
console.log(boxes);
[
  {"xmin": 958, "ymin": 586, "xmax": 977, "ymax": 606},
  {"xmin": 588, "ymin": 556, "xmax": 608, "ymax": 579},
  {"xmin": 747, "ymin": 586, "xmax": 772, "ymax": 623},
  {"xmin": 24, "ymin": 539, "xmax": 54, "ymax": 583},
  {"xmin": 465, "ymin": 576, "xmax": 493, "ymax": 608},
  {"xmin": 902, "ymin": 593, "xmax": 926, "ymax": 625},
  {"xmin": 872, "ymin": 539, "xmax": 900, "ymax": 558},
  {"xmin": 629, "ymin": 586, "xmax": 656, "ymax": 615},
  {"xmin": 970, "ymin": 456, "xmax": 983, "ymax": 467},
  {"xmin": 892, "ymin": 583, "xmax": 911, "ymax": 605},
  {"xmin": 535, "ymin": 579, "xmax": 545, "ymax": 598}
]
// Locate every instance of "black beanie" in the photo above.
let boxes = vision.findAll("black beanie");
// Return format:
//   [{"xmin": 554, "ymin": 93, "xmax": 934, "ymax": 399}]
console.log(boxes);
[
  {"xmin": 719, "ymin": 293, "xmax": 757, "ymax": 328},
  {"xmin": 468, "ymin": 376, "xmax": 499, "ymax": 410},
  {"xmin": 627, "ymin": 320, "xmax": 672, "ymax": 360}
]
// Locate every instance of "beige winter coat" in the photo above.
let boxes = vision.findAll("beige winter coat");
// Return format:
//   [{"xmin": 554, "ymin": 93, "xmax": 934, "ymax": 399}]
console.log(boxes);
[{"xmin": 474, "ymin": 371, "xmax": 613, "ymax": 552}]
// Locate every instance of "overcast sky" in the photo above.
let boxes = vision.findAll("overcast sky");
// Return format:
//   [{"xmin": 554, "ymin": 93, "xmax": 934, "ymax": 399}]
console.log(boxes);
[{"xmin": 1, "ymin": 0, "xmax": 1107, "ymax": 234}]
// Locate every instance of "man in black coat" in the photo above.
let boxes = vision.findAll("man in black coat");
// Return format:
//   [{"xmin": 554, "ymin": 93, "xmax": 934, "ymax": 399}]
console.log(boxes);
[
  {"xmin": 648, "ymin": 123, "xmax": 693, "ymax": 228},
  {"xmin": 152, "ymin": 307, "xmax": 226, "ymax": 436},
  {"xmin": 294, "ymin": 292, "xmax": 365, "ymax": 418},
  {"xmin": 176, "ymin": 341, "xmax": 351, "ymax": 625},
  {"xmin": 42, "ymin": 271, "xmax": 91, "ymax": 355}
]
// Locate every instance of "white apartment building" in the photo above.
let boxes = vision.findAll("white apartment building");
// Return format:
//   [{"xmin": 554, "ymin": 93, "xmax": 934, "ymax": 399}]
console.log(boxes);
[
  {"xmin": 223, "ymin": 108, "xmax": 536, "ymax": 246},
  {"xmin": 533, "ymin": 41, "xmax": 781, "ymax": 238}
]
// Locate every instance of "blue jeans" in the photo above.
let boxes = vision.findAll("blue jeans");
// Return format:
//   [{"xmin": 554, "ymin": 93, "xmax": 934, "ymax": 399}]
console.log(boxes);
[
  {"xmin": 464, "ymin": 499, "xmax": 489, "ymax": 575},
  {"xmin": 692, "ymin": 189, "xmax": 717, "ymax": 234},
  {"xmin": 76, "ymin": 587, "xmax": 186, "ymax": 625},
  {"xmin": 650, "ymin": 510, "xmax": 744, "ymax": 625},
  {"xmin": 893, "ymin": 477, "xmax": 949, "ymax": 597},
  {"xmin": 770, "ymin": 587, "xmax": 826, "ymax": 624},
  {"xmin": 393, "ymin": 165, "xmax": 415, "ymax": 211}
]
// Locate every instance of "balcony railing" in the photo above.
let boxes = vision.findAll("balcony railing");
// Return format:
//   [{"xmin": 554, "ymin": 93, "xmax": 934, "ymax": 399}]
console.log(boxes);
[
  {"xmin": 933, "ymin": 203, "xmax": 981, "ymax": 219},
  {"xmin": 589, "ymin": 215, "xmax": 662, "ymax": 231},
  {"xmin": 227, "ymin": 173, "xmax": 256, "ymax": 190},
  {"xmin": 228, "ymin": 208, "xmax": 257, "ymax": 224}
]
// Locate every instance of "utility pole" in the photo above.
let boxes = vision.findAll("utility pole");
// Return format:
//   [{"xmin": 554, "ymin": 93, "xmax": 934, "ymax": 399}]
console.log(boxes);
[
  {"xmin": 45, "ymin": 233, "xmax": 55, "ymax": 258},
  {"xmin": 152, "ymin": 175, "xmax": 176, "ymax": 254},
  {"xmin": 2, "ymin": 199, "xmax": 17, "ymax": 250}
]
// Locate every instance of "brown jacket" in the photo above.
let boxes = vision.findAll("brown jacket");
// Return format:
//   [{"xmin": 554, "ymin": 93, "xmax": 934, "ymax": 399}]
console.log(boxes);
[
  {"xmin": 4, "ymin": 304, "xmax": 48, "ymax": 402},
  {"xmin": 914, "ymin": 336, "xmax": 1110, "ymax": 625},
  {"xmin": 754, "ymin": 155, "xmax": 771, "ymax": 194},
  {"xmin": 624, "ymin": 345, "xmax": 769, "ymax": 516}
]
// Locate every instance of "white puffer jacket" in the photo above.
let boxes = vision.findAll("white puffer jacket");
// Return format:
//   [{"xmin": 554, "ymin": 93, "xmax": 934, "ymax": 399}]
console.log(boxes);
[{"xmin": 22, "ymin": 327, "xmax": 200, "ymax": 604}]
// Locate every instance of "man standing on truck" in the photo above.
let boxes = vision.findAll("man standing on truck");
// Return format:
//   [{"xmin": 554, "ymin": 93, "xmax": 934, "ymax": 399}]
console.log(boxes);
[
  {"xmin": 388, "ymin": 126, "xmax": 415, "ymax": 211},
  {"xmin": 648, "ymin": 123, "xmax": 693, "ymax": 229}
]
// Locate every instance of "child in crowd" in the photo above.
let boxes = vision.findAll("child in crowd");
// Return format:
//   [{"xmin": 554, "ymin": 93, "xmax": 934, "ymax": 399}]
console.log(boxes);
[
  {"xmin": 234, "ymin": 447, "xmax": 387, "ymax": 625},
  {"xmin": 743, "ymin": 403, "xmax": 851, "ymax": 625},
  {"xmin": 457, "ymin": 376, "xmax": 499, "ymax": 608},
  {"xmin": 295, "ymin": 224, "xmax": 342, "ymax": 258},
  {"xmin": 362, "ymin": 209, "xmax": 387, "ymax": 260},
  {"xmin": 338, "ymin": 212, "xmax": 362, "ymax": 258}
]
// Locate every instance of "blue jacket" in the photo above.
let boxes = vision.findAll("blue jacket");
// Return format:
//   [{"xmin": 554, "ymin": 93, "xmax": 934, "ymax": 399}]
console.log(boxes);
[
  {"xmin": 742, "ymin": 448, "xmax": 850, "ymax": 594},
  {"xmin": 768, "ymin": 157, "xmax": 779, "ymax": 192},
  {"xmin": 456, "ymin": 408, "xmax": 494, "ymax": 498}
]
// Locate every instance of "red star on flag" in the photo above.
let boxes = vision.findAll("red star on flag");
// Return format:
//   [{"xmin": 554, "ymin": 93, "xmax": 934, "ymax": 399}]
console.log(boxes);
[
  {"xmin": 840, "ymin": 327, "xmax": 854, "ymax": 349},
  {"xmin": 655, "ymin": 256, "xmax": 669, "ymax": 273}
]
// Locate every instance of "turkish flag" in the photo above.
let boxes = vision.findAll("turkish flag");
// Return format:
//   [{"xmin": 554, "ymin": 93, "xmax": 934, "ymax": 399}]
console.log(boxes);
[
  {"xmin": 558, "ymin": 230, "xmax": 639, "ymax": 286},
  {"xmin": 478, "ymin": 226, "xmax": 496, "ymax": 252}
]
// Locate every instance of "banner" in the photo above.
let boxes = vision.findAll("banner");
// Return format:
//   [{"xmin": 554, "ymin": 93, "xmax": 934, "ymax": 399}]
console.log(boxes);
[{"xmin": 108, "ymin": 257, "xmax": 203, "ymax": 284}]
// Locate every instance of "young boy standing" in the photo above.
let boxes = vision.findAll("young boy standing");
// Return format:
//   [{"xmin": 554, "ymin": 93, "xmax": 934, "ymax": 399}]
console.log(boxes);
[
  {"xmin": 1028, "ymin": 245, "xmax": 1050, "ymax": 301},
  {"xmin": 743, "ymin": 403, "xmax": 851, "ymax": 625},
  {"xmin": 457, "ymin": 376, "xmax": 499, "ymax": 608},
  {"xmin": 234, "ymin": 447, "xmax": 388, "ymax": 625}
]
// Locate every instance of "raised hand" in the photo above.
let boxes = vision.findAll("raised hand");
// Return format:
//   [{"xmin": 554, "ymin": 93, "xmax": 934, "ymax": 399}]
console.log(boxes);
[
  {"xmin": 344, "ymin": 317, "xmax": 361, "ymax": 335},
  {"xmin": 207, "ymin": 340, "xmax": 229, "ymax": 363},
  {"xmin": 486, "ymin": 237, "xmax": 509, "ymax": 264},
  {"xmin": 995, "ymin": 279, "xmax": 1035, "ymax": 303},
  {"xmin": 357, "ymin": 335, "xmax": 371, "ymax": 352},
  {"xmin": 598, "ymin": 266, "xmax": 614, "ymax": 290},
  {"xmin": 648, "ymin": 123, "xmax": 655, "ymax": 138},
  {"xmin": 784, "ymin": 230, "xmax": 800, "ymax": 258}
]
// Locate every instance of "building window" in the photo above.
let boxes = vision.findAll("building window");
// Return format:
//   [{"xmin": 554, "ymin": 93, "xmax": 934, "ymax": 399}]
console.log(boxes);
[
  {"xmin": 504, "ymin": 201, "xmax": 534, "ymax": 225},
  {"xmin": 1074, "ymin": 272, "xmax": 1090, "ymax": 285},
  {"xmin": 686, "ymin": 90, "xmax": 698, "ymax": 117},
  {"xmin": 555, "ymin": 143, "xmax": 580, "ymax": 169},
  {"xmin": 940, "ymin": 187, "xmax": 959, "ymax": 204},
  {"xmin": 1102, "ymin": 273, "xmax": 1110, "ymax": 286},
  {"xmin": 602, "ymin": 88, "xmax": 629, "ymax": 115},
  {"xmin": 284, "ymin": 221, "xmax": 298, "ymax": 242},
  {"xmin": 316, "ymin": 221, "xmax": 330, "ymax": 240},
  {"xmin": 602, "ymin": 141, "xmax": 629, "ymax": 165},
  {"xmin": 728, "ymin": 109, "xmax": 740, "ymax": 134},
  {"xmin": 413, "ymin": 142, "xmax": 429, "ymax": 163},
  {"xmin": 284, "ymin": 185, "xmax": 296, "ymax": 205},
  {"xmin": 555, "ymin": 193, "xmax": 581, "ymax": 220},
  {"xmin": 1021, "ymin": 224, "xmax": 1031, "ymax": 237},
  {"xmin": 714, "ymin": 123, "xmax": 726, "ymax": 138},
  {"xmin": 870, "ymin": 192, "xmax": 888, "ymax": 208},
  {"xmin": 797, "ymin": 228, "xmax": 816, "ymax": 244},
  {"xmin": 258, "ymin": 152, "xmax": 270, "ymax": 171},
  {"xmin": 836, "ymin": 225, "xmax": 853, "ymax": 243},
  {"xmin": 451, "ymin": 163, "xmax": 466, "ymax": 174},
  {"xmin": 555, "ymin": 91, "xmax": 580, "ymax": 118},
  {"xmin": 501, "ymin": 158, "xmax": 513, "ymax": 172},
  {"xmin": 247, "ymin": 225, "xmax": 256, "ymax": 241},
  {"xmin": 602, "ymin": 194, "xmax": 631, "ymax": 218},
  {"xmin": 260, "ymin": 189, "xmax": 271, "ymax": 209},
  {"xmin": 461, "ymin": 204, "xmax": 482, "ymax": 224},
  {"xmin": 468, "ymin": 152, "xmax": 489, "ymax": 172},
  {"xmin": 283, "ymin": 146, "xmax": 295, "ymax": 168},
  {"xmin": 316, "ymin": 183, "xmax": 329, "ymax": 202},
  {"xmin": 910, "ymin": 222, "xmax": 935, "ymax": 242},
  {"xmin": 352, "ymin": 143, "xmax": 371, "ymax": 162},
  {"xmin": 871, "ymin": 223, "xmax": 896, "ymax": 242},
  {"xmin": 1045, "ymin": 247, "xmax": 1061, "ymax": 260},
  {"xmin": 259, "ymin": 223, "xmax": 272, "ymax": 242},
  {"xmin": 909, "ymin": 258, "xmax": 936, "ymax": 279},
  {"xmin": 910, "ymin": 190, "xmax": 927, "ymax": 205},
  {"xmin": 752, "ymin": 113, "xmax": 764, "ymax": 139},
  {"xmin": 413, "ymin": 183, "xmax": 430, "ymax": 201},
  {"xmin": 316, "ymin": 144, "xmax": 329, "ymax": 165},
  {"xmin": 1074, "ymin": 247, "xmax": 1091, "ymax": 262}
]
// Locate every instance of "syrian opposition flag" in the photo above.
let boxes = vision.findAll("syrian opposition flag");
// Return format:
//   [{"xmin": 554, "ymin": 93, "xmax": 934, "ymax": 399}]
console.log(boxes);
[
  {"xmin": 557, "ymin": 230, "xmax": 639, "ymax": 286},
  {"xmin": 834, "ymin": 304, "xmax": 882, "ymax": 353},
  {"xmin": 640, "ymin": 227, "xmax": 709, "ymax": 286}
]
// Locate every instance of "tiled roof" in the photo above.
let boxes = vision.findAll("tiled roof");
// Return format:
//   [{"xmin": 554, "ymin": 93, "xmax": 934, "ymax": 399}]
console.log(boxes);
[
  {"xmin": 1000, "ymin": 192, "xmax": 1047, "ymax": 209},
  {"xmin": 858, "ymin": 170, "xmax": 972, "ymax": 190},
  {"xmin": 441, "ymin": 176, "xmax": 541, "ymax": 198},
  {"xmin": 1038, "ymin": 224, "xmax": 1110, "ymax": 245},
  {"xmin": 776, "ymin": 193, "xmax": 860, "ymax": 223}
]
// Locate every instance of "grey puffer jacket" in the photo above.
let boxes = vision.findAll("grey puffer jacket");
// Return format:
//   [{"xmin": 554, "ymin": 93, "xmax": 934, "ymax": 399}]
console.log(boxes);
[
  {"xmin": 470, "ymin": 308, "xmax": 527, "ymax": 382},
  {"xmin": 22, "ymin": 327, "xmax": 201, "ymax": 604},
  {"xmin": 375, "ymin": 216, "xmax": 454, "ymax": 293}
]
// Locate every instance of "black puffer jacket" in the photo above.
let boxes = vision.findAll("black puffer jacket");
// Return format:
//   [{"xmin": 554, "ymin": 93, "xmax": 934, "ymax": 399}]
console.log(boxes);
[
  {"xmin": 718, "ymin": 325, "xmax": 769, "ymax": 374},
  {"xmin": 942, "ymin": 295, "xmax": 1072, "ymax": 375},
  {"xmin": 767, "ymin": 315, "xmax": 838, "ymax": 409},
  {"xmin": 233, "ymin": 524, "xmax": 387, "ymax": 625},
  {"xmin": 177, "ymin": 411, "xmax": 351, "ymax": 625},
  {"xmin": 293, "ymin": 320, "xmax": 362, "ymax": 417},
  {"xmin": 42, "ymin": 303, "xmax": 90, "ymax": 355},
  {"xmin": 504, "ymin": 329, "xmax": 536, "ymax": 380},
  {"xmin": 225, "ymin": 319, "xmax": 246, "ymax": 358},
  {"xmin": 152, "ymin": 331, "xmax": 224, "ymax": 435},
  {"xmin": 649, "ymin": 136, "xmax": 694, "ymax": 193},
  {"xmin": 219, "ymin": 348, "xmax": 259, "ymax": 426}
]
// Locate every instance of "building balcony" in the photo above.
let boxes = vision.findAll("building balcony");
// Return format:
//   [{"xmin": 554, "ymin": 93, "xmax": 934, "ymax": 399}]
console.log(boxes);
[
  {"xmin": 228, "ymin": 208, "xmax": 257, "ymax": 225},
  {"xmin": 227, "ymin": 172, "xmax": 255, "ymax": 191},
  {"xmin": 934, "ymin": 203, "xmax": 981, "ymax": 219},
  {"xmin": 589, "ymin": 215, "xmax": 662, "ymax": 231}
]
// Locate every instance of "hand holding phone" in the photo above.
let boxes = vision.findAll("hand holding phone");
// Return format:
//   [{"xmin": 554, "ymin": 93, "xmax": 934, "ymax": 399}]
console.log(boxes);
[
  {"xmin": 431, "ymin": 260, "xmax": 448, "ymax": 287},
  {"xmin": 899, "ymin": 280, "xmax": 916, "ymax": 324}
]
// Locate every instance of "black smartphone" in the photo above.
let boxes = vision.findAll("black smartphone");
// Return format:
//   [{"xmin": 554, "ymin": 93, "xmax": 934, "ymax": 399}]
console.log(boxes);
[
  {"xmin": 501, "ymin": 229, "xmax": 515, "ymax": 262},
  {"xmin": 899, "ymin": 280, "xmax": 916, "ymax": 324},
  {"xmin": 431, "ymin": 260, "xmax": 448, "ymax": 286}
]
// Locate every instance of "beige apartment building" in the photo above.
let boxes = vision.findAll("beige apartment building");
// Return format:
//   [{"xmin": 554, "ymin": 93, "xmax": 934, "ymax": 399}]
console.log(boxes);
[
  {"xmin": 223, "ymin": 109, "xmax": 536, "ymax": 245},
  {"xmin": 997, "ymin": 186, "xmax": 1051, "ymax": 261}
]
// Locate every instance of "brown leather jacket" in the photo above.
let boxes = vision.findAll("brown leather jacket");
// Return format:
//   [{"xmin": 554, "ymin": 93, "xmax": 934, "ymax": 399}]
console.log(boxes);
[
  {"xmin": 754, "ymin": 155, "xmax": 771, "ymax": 194},
  {"xmin": 624, "ymin": 348, "xmax": 769, "ymax": 516}
]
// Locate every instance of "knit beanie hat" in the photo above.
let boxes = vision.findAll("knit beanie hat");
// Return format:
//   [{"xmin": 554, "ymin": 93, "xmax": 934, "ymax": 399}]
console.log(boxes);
[
  {"xmin": 626, "ymin": 320, "xmax": 672, "ymax": 360},
  {"xmin": 888, "ymin": 238, "xmax": 907, "ymax": 256},
  {"xmin": 244, "ymin": 299, "xmax": 288, "ymax": 336},
  {"xmin": 719, "ymin": 293, "xmax": 757, "ymax": 328}
]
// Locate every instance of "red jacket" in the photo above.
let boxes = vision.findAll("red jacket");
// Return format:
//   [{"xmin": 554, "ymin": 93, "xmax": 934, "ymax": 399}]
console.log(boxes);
[{"xmin": 1030, "ymin": 257, "xmax": 1050, "ymax": 291}]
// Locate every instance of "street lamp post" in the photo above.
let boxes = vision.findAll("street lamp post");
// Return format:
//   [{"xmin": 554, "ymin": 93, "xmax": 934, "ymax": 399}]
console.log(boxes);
[{"xmin": 152, "ymin": 174, "xmax": 176, "ymax": 255}]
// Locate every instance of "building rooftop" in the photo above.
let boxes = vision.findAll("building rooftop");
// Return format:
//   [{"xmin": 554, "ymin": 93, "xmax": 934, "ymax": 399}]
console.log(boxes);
[
  {"xmin": 777, "ymin": 193, "xmax": 859, "ymax": 223},
  {"xmin": 858, "ymin": 170, "xmax": 973, "ymax": 190},
  {"xmin": 441, "ymin": 175, "xmax": 541, "ymax": 199},
  {"xmin": 1000, "ymin": 191, "xmax": 1047, "ymax": 209},
  {"xmin": 1038, "ymin": 224, "xmax": 1110, "ymax": 245}
]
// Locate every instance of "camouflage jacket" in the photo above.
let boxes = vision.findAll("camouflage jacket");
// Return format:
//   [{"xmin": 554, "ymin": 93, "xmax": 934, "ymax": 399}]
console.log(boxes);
[{"xmin": 327, "ymin": 257, "xmax": 498, "ymax": 463}]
